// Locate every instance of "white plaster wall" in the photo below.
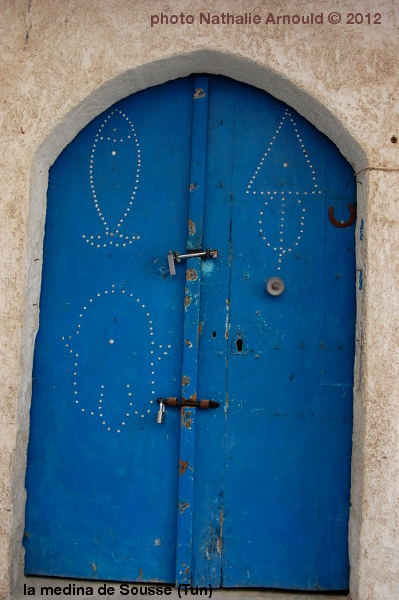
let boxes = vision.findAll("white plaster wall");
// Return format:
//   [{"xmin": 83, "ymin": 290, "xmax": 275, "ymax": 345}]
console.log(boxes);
[{"xmin": 0, "ymin": 1, "xmax": 398, "ymax": 598}]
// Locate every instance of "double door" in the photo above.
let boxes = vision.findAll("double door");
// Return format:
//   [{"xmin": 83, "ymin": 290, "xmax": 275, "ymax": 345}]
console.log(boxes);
[{"xmin": 25, "ymin": 75, "xmax": 356, "ymax": 591}]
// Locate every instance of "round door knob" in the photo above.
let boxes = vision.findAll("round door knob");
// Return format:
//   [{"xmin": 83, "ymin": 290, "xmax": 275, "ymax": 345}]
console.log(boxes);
[{"xmin": 266, "ymin": 277, "xmax": 285, "ymax": 296}]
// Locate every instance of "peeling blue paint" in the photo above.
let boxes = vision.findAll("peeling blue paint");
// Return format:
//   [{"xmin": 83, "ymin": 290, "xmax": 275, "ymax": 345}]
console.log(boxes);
[{"xmin": 201, "ymin": 261, "xmax": 215, "ymax": 276}]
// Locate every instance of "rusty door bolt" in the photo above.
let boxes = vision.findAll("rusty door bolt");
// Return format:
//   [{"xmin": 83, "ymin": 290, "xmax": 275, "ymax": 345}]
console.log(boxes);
[{"xmin": 391, "ymin": 135, "xmax": 397, "ymax": 144}]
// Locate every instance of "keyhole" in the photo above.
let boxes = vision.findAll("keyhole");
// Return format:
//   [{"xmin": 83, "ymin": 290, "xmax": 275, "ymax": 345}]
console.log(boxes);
[
  {"xmin": 212, "ymin": 331, "xmax": 216, "ymax": 338},
  {"xmin": 236, "ymin": 338, "xmax": 243, "ymax": 353}
]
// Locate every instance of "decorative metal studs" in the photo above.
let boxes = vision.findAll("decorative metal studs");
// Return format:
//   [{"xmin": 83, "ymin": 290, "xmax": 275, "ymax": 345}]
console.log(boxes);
[
  {"xmin": 62, "ymin": 287, "xmax": 173, "ymax": 435},
  {"xmin": 85, "ymin": 109, "xmax": 142, "ymax": 248},
  {"xmin": 247, "ymin": 107, "xmax": 320, "ymax": 271}
]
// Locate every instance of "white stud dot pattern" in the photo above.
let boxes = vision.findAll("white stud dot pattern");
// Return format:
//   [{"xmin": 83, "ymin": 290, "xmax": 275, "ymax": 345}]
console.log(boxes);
[
  {"xmin": 62, "ymin": 287, "xmax": 172, "ymax": 434},
  {"xmin": 246, "ymin": 108, "xmax": 322, "ymax": 271},
  {"xmin": 84, "ymin": 109, "xmax": 141, "ymax": 248}
]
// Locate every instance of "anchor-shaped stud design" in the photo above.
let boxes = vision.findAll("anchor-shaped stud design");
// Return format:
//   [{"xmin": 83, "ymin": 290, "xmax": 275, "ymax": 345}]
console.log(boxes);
[
  {"xmin": 328, "ymin": 203, "xmax": 356, "ymax": 228},
  {"xmin": 246, "ymin": 107, "xmax": 319, "ymax": 271}
]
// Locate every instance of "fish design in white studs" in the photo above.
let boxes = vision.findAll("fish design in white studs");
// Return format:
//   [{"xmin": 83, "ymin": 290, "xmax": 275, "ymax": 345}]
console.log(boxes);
[
  {"xmin": 246, "ymin": 107, "xmax": 322, "ymax": 271},
  {"xmin": 85, "ymin": 109, "xmax": 141, "ymax": 249},
  {"xmin": 61, "ymin": 286, "xmax": 173, "ymax": 434}
]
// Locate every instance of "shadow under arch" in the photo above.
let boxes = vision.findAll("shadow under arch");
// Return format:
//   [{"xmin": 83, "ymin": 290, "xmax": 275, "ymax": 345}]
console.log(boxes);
[{"xmin": 16, "ymin": 48, "xmax": 365, "ymax": 594}]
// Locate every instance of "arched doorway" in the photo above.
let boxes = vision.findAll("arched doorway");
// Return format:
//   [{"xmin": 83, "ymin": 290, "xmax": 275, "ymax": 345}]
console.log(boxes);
[{"xmin": 24, "ymin": 74, "xmax": 356, "ymax": 591}]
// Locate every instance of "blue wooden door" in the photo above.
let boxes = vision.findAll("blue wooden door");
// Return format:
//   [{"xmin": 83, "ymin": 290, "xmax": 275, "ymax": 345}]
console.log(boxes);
[{"xmin": 25, "ymin": 76, "xmax": 355, "ymax": 591}]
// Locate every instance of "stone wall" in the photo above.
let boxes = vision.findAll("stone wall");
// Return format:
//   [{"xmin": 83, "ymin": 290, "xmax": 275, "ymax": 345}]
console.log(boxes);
[{"xmin": 0, "ymin": 1, "xmax": 398, "ymax": 598}]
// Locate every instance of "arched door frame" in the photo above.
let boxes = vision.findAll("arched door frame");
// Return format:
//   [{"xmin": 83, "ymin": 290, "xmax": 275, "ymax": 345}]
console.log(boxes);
[{"xmin": 15, "ymin": 49, "xmax": 366, "ymax": 595}]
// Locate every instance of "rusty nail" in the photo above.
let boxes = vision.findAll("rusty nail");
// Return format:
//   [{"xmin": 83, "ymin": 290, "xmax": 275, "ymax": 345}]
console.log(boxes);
[
  {"xmin": 179, "ymin": 459, "xmax": 189, "ymax": 476},
  {"xmin": 186, "ymin": 268, "xmax": 198, "ymax": 281},
  {"xmin": 178, "ymin": 501, "xmax": 190, "ymax": 514},
  {"xmin": 193, "ymin": 88, "xmax": 205, "ymax": 99}
]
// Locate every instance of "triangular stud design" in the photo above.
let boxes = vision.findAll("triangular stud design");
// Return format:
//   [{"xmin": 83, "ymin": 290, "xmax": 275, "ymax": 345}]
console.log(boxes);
[{"xmin": 246, "ymin": 107, "xmax": 323, "ymax": 271}]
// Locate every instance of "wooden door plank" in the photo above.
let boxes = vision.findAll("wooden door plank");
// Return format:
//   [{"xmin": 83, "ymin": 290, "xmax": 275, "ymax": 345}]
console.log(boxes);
[
  {"xmin": 24, "ymin": 78, "xmax": 195, "ymax": 582},
  {"xmin": 175, "ymin": 76, "xmax": 209, "ymax": 586}
]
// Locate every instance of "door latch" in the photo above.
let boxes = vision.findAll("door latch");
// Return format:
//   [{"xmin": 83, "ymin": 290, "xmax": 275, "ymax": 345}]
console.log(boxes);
[
  {"xmin": 168, "ymin": 248, "xmax": 218, "ymax": 275},
  {"xmin": 156, "ymin": 397, "xmax": 219, "ymax": 424}
]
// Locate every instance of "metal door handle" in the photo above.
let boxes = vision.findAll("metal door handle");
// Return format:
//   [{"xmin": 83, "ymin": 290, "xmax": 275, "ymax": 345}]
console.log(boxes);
[
  {"xmin": 168, "ymin": 248, "xmax": 218, "ymax": 275},
  {"xmin": 266, "ymin": 277, "xmax": 285, "ymax": 296}
]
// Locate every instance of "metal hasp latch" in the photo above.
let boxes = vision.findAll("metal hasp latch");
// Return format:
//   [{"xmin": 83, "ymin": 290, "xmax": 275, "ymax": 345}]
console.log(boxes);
[
  {"xmin": 156, "ymin": 397, "xmax": 219, "ymax": 424},
  {"xmin": 168, "ymin": 248, "xmax": 218, "ymax": 275}
]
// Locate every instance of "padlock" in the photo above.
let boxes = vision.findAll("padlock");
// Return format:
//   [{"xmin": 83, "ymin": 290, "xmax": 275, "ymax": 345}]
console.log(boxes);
[{"xmin": 156, "ymin": 400, "xmax": 166, "ymax": 424}]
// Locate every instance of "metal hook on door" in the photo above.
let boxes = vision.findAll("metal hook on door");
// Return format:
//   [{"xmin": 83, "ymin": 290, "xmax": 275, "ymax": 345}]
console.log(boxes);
[
  {"xmin": 328, "ymin": 203, "xmax": 356, "ymax": 228},
  {"xmin": 167, "ymin": 248, "xmax": 218, "ymax": 275}
]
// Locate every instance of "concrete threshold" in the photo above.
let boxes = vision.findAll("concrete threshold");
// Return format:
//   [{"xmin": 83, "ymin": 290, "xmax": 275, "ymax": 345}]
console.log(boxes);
[{"xmin": 16, "ymin": 578, "xmax": 349, "ymax": 600}]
